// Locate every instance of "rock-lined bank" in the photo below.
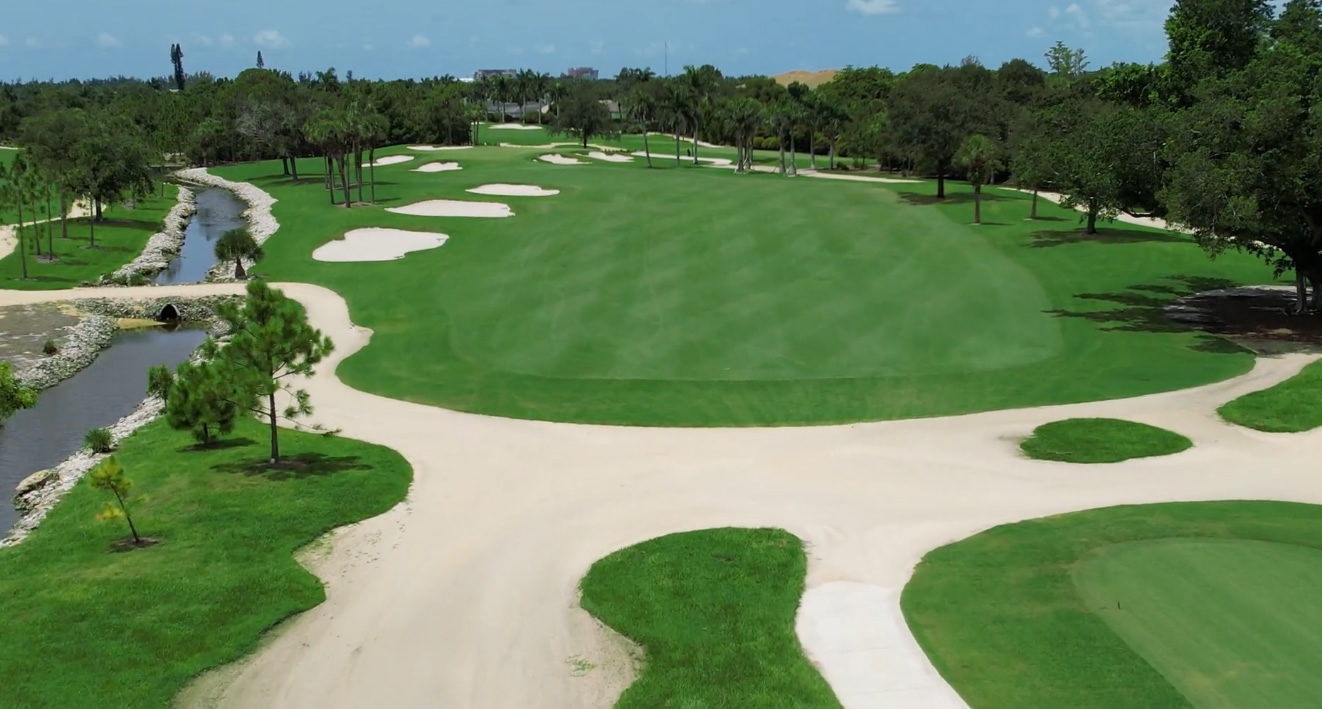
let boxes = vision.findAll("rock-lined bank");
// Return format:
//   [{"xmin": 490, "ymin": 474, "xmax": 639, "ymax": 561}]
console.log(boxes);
[
  {"xmin": 103, "ymin": 186, "xmax": 197, "ymax": 285},
  {"xmin": 175, "ymin": 168, "xmax": 279, "ymax": 281},
  {"xmin": 3, "ymin": 294, "xmax": 240, "ymax": 547}
]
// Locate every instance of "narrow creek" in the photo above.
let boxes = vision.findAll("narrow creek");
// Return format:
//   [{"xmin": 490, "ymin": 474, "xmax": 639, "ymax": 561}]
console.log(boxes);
[
  {"xmin": 0, "ymin": 327, "xmax": 207, "ymax": 531},
  {"xmin": 155, "ymin": 187, "xmax": 247, "ymax": 285},
  {"xmin": 2, "ymin": 186, "xmax": 245, "ymax": 532}
]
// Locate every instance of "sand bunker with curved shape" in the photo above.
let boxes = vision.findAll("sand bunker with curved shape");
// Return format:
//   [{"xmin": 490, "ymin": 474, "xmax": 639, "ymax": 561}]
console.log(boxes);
[
  {"xmin": 466, "ymin": 184, "xmax": 559, "ymax": 197},
  {"xmin": 538, "ymin": 154, "xmax": 586, "ymax": 165},
  {"xmin": 408, "ymin": 145, "xmax": 472, "ymax": 152},
  {"xmin": 312, "ymin": 228, "xmax": 449, "ymax": 263},
  {"xmin": 386, "ymin": 200, "xmax": 514, "ymax": 218},
  {"xmin": 585, "ymin": 151, "xmax": 633, "ymax": 163},
  {"xmin": 363, "ymin": 155, "xmax": 415, "ymax": 167},
  {"xmin": 488, "ymin": 124, "xmax": 543, "ymax": 131},
  {"xmin": 413, "ymin": 162, "xmax": 462, "ymax": 173},
  {"xmin": 631, "ymin": 151, "xmax": 733, "ymax": 167}
]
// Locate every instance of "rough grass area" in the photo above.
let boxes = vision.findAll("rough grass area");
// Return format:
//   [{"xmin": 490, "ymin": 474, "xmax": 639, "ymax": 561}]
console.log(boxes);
[
  {"xmin": 579, "ymin": 528, "xmax": 840, "ymax": 708},
  {"xmin": 1219, "ymin": 360, "xmax": 1322, "ymax": 432},
  {"xmin": 0, "ymin": 185, "xmax": 180, "ymax": 289},
  {"xmin": 902, "ymin": 501, "xmax": 1322, "ymax": 709},
  {"xmin": 0, "ymin": 417, "xmax": 411, "ymax": 709},
  {"xmin": 1020, "ymin": 418, "xmax": 1193, "ymax": 463}
]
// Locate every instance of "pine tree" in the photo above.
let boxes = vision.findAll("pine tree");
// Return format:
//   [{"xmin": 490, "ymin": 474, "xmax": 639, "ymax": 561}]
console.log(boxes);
[
  {"xmin": 170, "ymin": 43, "xmax": 186, "ymax": 91},
  {"xmin": 257, "ymin": 51, "xmax": 265, "ymax": 69}
]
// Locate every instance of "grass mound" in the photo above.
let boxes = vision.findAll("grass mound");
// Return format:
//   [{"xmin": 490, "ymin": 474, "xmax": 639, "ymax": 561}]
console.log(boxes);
[
  {"xmin": 579, "ymin": 528, "xmax": 839, "ymax": 708},
  {"xmin": 1219, "ymin": 360, "xmax": 1322, "ymax": 432},
  {"xmin": 1020, "ymin": 418, "xmax": 1192, "ymax": 463},
  {"xmin": 0, "ymin": 417, "xmax": 411, "ymax": 708},
  {"xmin": 902, "ymin": 501, "xmax": 1322, "ymax": 709}
]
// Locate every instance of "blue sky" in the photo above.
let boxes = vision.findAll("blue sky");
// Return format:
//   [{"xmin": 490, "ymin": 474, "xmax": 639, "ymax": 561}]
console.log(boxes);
[{"xmin": 1, "ymin": 0, "xmax": 1180, "ymax": 81}]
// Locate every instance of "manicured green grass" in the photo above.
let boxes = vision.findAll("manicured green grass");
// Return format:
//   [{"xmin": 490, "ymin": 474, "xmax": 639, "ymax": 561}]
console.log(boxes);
[
  {"xmin": 1020, "ymin": 418, "xmax": 1193, "ymax": 463},
  {"xmin": 902, "ymin": 501, "xmax": 1322, "ymax": 709},
  {"xmin": 0, "ymin": 185, "xmax": 179, "ymax": 290},
  {"xmin": 1219, "ymin": 360, "xmax": 1322, "ymax": 432},
  {"xmin": 0, "ymin": 418, "xmax": 411, "ymax": 709},
  {"xmin": 213, "ymin": 147, "xmax": 1273, "ymax": 426},
  {"xmin": 579, "ymin": 528, "xmax": 840, "ymax": 708},
  {"xmin": 1075, "ymin": 538, "xmax": 1322, "ymax": 708}
]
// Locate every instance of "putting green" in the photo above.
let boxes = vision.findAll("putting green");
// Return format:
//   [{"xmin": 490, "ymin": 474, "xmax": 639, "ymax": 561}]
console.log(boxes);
[
  {"xmin": 214, "ymin": 144, "xmax": 1275, "ymax": 426},
  {"xmin": 902, "ymin": 502, "xmax": 1322, "ymax": 709},
  {"xmin": 1075, "ymin": 538, "xmax": 1322, "ymax": 708}
]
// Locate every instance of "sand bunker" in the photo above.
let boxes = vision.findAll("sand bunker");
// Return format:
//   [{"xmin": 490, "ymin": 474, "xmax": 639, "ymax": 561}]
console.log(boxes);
[
  {"xmin": 585, "ymin": 151, "xmax": 633, "ymax": 163},
  {"xmin": 312, "ymin": 228, "xmax": 449, "ymax": 263},
  {"xmin": 364, "ymin": 155, "xmax": 415, "ymax": 167},
  {"xmin": 413, "ymin": 162, "xmax": 462, "ymax": 173},
  {"xmin": 466, "ymin": 184, "xmax": 559, "ymax": 197},
  {"xmin": 488, "ymin": 124, "xmax": 543, "ymax": 131},
  {"xmin": 631, "ymin": 151, "xmax": 733, "ymax": 167},
  {"xmin": 538, "ymin": 154, "xmax": 586, "ymax": 166},
  {"xmin": 408, "ymin": 145, "xmax": 472, "ymax": 152},
  {"xmin": 386, "ymin": 200, "xmax": 514, "ymax": 218}
]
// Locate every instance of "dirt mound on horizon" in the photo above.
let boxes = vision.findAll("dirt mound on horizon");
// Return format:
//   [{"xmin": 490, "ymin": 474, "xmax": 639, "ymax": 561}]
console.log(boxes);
[{"xmin": 773, "ymin": 69, "xmax": 839, "ymax": 88}]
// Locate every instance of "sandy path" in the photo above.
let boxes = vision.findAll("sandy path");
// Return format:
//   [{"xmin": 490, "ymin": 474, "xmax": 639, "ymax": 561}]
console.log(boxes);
[
  {"xmin": 0, "ymin": 203, "xmax": 92, "ymax": 262},
  {"xmin": 632, "ymin": 151, "xmax": 733, "ymax": 167},
  {"xmin": 647, "ymin": 132, "xmax": 723, "ymax": 149},
  {"xmin": 3, "ymin": 278, "xmax": 1320, "ymax": 709},
  {"xmin": 362, "ymin": 155, "xmax": 415, "ymax": 168}
]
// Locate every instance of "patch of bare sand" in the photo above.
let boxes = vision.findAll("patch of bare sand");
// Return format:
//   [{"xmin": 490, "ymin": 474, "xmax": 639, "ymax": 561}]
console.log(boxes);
[
  {"xmin": 385, "ymin": 200, "xmax": 514, "ymax": 218},
  {"xmin": 312, "ymin": 229, "xmax": 449, "ymax": 262}
]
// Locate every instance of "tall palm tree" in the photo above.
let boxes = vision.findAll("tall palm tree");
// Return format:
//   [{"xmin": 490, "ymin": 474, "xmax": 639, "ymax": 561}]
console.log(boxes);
[
  {"xmin": 659, "ymin": 80, "xmax": 693, "ymax": 167},
  {"xmin": 492, "ymin": 75, "xmax": 511, "ymax": 123},
  {"xmin": 956, "ymin": 134, "xmax": 1002, "ymax": 225},
  {"xmin": 721, "ymin": 97, "xmax": 764, "ymax": 174},
  {"xmin": 0, "ymin": 164, "xmax": 26, "ymax": 279},
  {"xmin": 630, "ymin": 84, "xmax": 660, "ymax": 168},
  {"xmin": 681, "ymin": 64, "xmax": 721, "ymax": 164},
  {"xmin": 214, "ymin": 227, "xmax": 263, "ymax": 279},
  {"xmin": 535, "ymin": 72, "xmax": 552, "ymax": 124},
  {"xmin": 548, "ymin": 80, "xmax": 569, "ymax": 118}
]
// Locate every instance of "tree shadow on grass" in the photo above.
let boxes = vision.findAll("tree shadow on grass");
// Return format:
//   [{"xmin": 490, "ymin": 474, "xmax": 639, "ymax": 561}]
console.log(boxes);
[
  {"xmin": 1048, "ymin": 275, "xmax": 1243, "ymax": 353},
  {"xmin": 176, "ymin": 437, "xmax": 257, "ymax": 454},
  {"xmin": 1029, "ymin": 227, "xmax": 1187, "ymax": 248},
  {"xmin": 898, "ymin": 192, "xmax": 1012, "ymax": 206},
  {"xmin": 211, "ymin": 452, "xmax": 372, "ymax": 481}
]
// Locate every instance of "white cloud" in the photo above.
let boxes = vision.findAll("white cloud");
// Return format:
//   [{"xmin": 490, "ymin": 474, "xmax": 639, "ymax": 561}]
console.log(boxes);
[
  {"xmin": 1093, "ymin": 0, "xmax": 1170, "ymax": 32},
  {"xmin": 1026, "ymin": 26, "xmax": 1045, "ymax": 37},
  {"xmin": 219, "ymin": 33, "xmax": 236, "ymax": 49},
  {"xmin": 508, "ymin": 47, "xmax": 524, "ymax": 55},
  {"xmin": 1065, "ymin": 3, "xmax": 1090, "ymax": 29},
  {"xmin": 193, "ymin": 34, "xmax": 214, "ymax": 48},
  {"xmin": 535, "ymin": 43, "xmax": 556, "ymax": 54},
  {"xmin": 846, "ymin": 0, "xmax": 901, "ymax": 14},
  {"xmin": 469, "ymin": 35, "xmax": 480, "ymax": 47},
  {"xmin": 590, "ymin": 39, "xmax": 605, "ymax": 54},
  {"xmin": 25, "ymin": 37, "xmax": 40, "ymax": 48},
  {"xmin": 363, "ymin": 43, "xmax": 375, "ymax": 51},
  {"xmin": 407, "ymin": 34, "xmax": 430, "ymax": 49},
  {"xmin": 1049, "ymin": 6, "xmax": 1061, "ymax": 19},
  {"xmin": 96, "ymin": 32, "xmax": 121, "ymax": 49},
  {"xmin": 253, "ymin": 29, "xmax": 289, "ymax": 49},
  {"xmin": 735, "ymin": 46, "xmax": 749, "ymax": 54},
  {"xmin": 0, "ymin": 35, "xmax": 8, "ymax": 47}
]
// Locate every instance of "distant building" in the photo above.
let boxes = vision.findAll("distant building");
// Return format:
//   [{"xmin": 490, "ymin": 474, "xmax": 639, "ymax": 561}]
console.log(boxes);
[
  {"xmin": 564, "ymin": 67, "xmax": 599, "ymax": 80},
  {"xmin": 474, "ymin": 69, "xmax": 517, "ymax": 81}
]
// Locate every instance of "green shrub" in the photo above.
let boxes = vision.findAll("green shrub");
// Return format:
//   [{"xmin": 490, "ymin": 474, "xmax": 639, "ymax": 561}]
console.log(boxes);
[
  {"xmin": 84, "ymin": 427, "xmax": 115, "ymax": 454},
  {"xmin": 42, "ymin": 339, "xmax": 58, "ymax": 356}
]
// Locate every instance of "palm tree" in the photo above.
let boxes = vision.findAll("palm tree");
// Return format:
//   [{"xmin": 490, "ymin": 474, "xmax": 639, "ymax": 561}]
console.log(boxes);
[
  {"xmin": 956, "ymin": 134, "xmax": 1002, "ymax": 225},
  {"xmin": 548, "ymin": 80, "xmax": 569, "ymax": 118},
  {"xmin": 767, "ymin": 103, "xmax": 795, "ymax": 176},
  {"xmin": 362, "ymin": 110, "xmax": 389, "ymax": 204},
  {"xmin": 659, "ymin": 80, "xmax": 693, "ymax": 167},
  {"xmin": 681, "ymin": 65, "xmax": 721, "ymax": 164},
  {"xmin": 721, "ymin": 97, "xmax": 764, "ymax": 174},
  {"xmin": 630, "ymin": 84, "xmax": 660, "ymax": 168},
  {"xmin": 492, "ymin": 75, "xmax": 511, "ymax": 123},
  {"xmin": 534, "ymin": 72, "xmax": 552, "ymax": 124},
  {"xmin": 0, "ymin": 160, "xmax": 32, "ymax": 279},
  {"xmin": 214, "ymin": 227, "xmax": 263, "ymax": 279}
]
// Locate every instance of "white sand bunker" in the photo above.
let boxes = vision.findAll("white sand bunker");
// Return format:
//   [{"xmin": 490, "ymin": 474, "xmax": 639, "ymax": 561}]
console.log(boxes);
[
  {"xmin": 538, "ymin": 154, "xmax": 586, "ymax": 165},
  {"xmin": 632, "ymin": 151, "xmax": 733, "ymax": 166},
  {"xmin": 363, "ymin": 155, "xmax": 415, "ymax": 167},
  {"xmin": 313, "ymin": 228, "xmax": 449, "ymax": 262},
  {"xmin": 408, "ymin": 145, "xmax": 472, "ymax": 152},
  {"xmin": 413, "ymin": 161, "xmax": 462, "ymax": 173},
  {"xmin": 585, "ymin": 151, "xmax": 633, "ymax": 163},
  {"xmin": 488, "ymin": 124, "xmax": 543, "ymax": 131},
  {"xmin": 386, "ymin": 200, "xmax": 514, "ymax": 218},
  {"xmin": 466, "ymin": 184, "xmax": 559, "ymax": 197}
]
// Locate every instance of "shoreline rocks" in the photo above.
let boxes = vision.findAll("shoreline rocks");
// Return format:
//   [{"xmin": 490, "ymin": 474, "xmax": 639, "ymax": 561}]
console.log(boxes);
[
  {"xmin": 175, "ymin": 168, "xmax": 279, "ymax": 282},
  {"xmin": 103, "ymin": 185, "xmax": 197, "ymax": 284},
  {"xmin": 13, "ymin": 315, "xmax": 118, "ymax": 392}
]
